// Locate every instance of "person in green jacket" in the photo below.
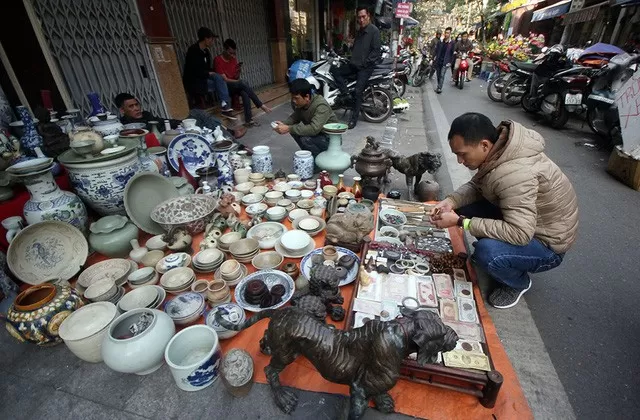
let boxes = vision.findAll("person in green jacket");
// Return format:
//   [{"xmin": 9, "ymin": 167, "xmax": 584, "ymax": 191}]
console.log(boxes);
[{"xmin": 273, "ymin": 79, "xmax": 338, "ymax": 158}]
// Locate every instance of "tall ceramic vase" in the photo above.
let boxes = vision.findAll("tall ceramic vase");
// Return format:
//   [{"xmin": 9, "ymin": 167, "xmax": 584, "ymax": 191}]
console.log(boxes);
[
  {"xmin": 252, "ymin": 146, "xmax": 272, "ymax": 174},
  {"xmin": 87, "ymin": 92, "xmax": 106, "ymax": 117},
  {"xmin": 16, "ymin": 106, "xmax": 43, "ymax": 157},
  {"xmin": 315, "ymin": 123, "xmax": 351, "ymax": 183},
  {"xmin": 13, "ymin": 164, "xmax": 89, "ymax": 234},
  {"xmin": 213, "ymin": 142, "xmax": 235, "ymax": 190},
  {"xmin": 293, "ymin": 150, "xmax": 314, "ymax": 180}
]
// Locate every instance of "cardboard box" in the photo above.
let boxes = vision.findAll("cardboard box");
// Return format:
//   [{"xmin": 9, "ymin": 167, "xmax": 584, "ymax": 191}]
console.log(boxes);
[{"xmin": 607, "ymin": 147, "xmax": 640, "ymax": 191}]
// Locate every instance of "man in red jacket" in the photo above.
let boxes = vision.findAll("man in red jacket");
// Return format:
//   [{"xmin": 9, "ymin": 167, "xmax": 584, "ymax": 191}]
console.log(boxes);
[{"xmin": 214, "ymin": 39, "xmax": 271, "ymax": 127}]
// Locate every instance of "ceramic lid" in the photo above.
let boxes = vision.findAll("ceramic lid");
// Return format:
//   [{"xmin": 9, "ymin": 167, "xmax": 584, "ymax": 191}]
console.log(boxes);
[
  {"xmin": 58, "ymin": 139, "xmax": 137, "ymax": 164},
  {"xmin": 90, "ymin": 215, "xmax": 129, "ymax": 234}
]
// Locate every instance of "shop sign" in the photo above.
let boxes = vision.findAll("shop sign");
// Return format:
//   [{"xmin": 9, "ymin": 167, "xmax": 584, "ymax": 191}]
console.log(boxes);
[
  {"xmin": 615, "ymin": 67, "xmax": 640, "ymax": 155},
  {"xmin": 500, "ymin": 0, "xmax": 532, "ymax": 13},
  {"xmin": 395, "ymin": 2, "xmax": 412, "ymax": 18}
]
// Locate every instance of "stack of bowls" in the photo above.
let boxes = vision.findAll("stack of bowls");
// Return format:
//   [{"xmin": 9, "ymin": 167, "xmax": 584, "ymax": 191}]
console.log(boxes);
[
  {"xmin": 322, "ymin": 185, "xmax": 338, "ymax": 199},
  {"xmin": 235, "ymin": 182, "xmax": 254, "ymax": 195},
  {"xmin": 241, "ymin": 193, "xmax": 264, "ymax": 206},
  {"xmin": 245, "ymin": 202, "xmax": 268, "ymax": 218},
  {"xmin": 297, "ymin": 199, "xmax": 314, "ymax": 210},
  {"xmin": 234, "ymin": 168, "xmax": 251, "ymax": 184},
  {"xmin": 206, "ymin": 280, "xmax": 232, "ymax": 306},
  {"xmin": 266, "ymin": 206, "xmax": 287, "ymax": 222},
  {"xmin": 288, "ymin": 208, "xmax": 309, "ymax": 222},
  {"xmin": 219, "ymin": 232, "xmax": 242, "ymax": 253},
  {"xmin": 164, "ymin": 292, "xmax": 206, "ymax": 326},
  {"xmin": 160, "ymin": 267, "xmax": 196, "ymax": 295},
  {"xmin": 273, "ymin": 182, "xmax": 291, "ymax": 193},
  {"xmin": 127, "ymin": 267, "xmax": 159, "ymax": 289},
  {"xmin": 250, "ymin": 185, "xmax": 269, "ymax": 196},
  {"xmin": 293, "ymin": 216, "xmax": 326, "ymax": 237},
  {"xmin": 277, "ymin": 199, "xmax": 296, "ymax": 212},
  {"xmin": 249, "ymin": 173, "xmax": 266, "ymax": 186},
  {"xmin": 300, "ymin": 189, "xmax": 314, "ymax": 199},
  {"xmin": 117, "ymin": 285, "xmax": 166, "ymax": 313},
  {"xmin": 216, "ymin": 259, "xmax": 248, "ymax": 287},
  {"xmin": 229, "ymin": 238, "xmax": 260, "ymax": 263},
  {"xmin": 251, "ymin": 251, "xmax": 284, "ymax": 270},
  {"xmin": 304, "ymin": 180, "xmax": 317, "ymax": 189},
  {"xmin": 277, "ymin": 230, "xmax": 313, "ymax": 258},
  {"xmin": 264, "ymin": 191, "xmax": 283, "ymax": 206},
  {"xmin": 285, "ymin": 189, "xmax": 301, "ymax": 203},
  {"xmin": 83, "ymin": 278, "xmax": 124, "ymax": 304},
  {"xmin": 192, "ymin": 248, "xmax": 225, "ymax": 273}
]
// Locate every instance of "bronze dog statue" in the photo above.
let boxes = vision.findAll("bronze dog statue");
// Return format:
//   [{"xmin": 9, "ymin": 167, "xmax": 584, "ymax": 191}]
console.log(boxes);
[{"xmin": 216, "ymin": 307, "xmax": 458, "ymax": 419}]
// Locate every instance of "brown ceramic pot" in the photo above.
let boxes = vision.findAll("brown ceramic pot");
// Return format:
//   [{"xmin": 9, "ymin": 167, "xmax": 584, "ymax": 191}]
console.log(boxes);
[
  {"xmin": 416, "ymin": 180, "xmax": 440, "ymax": 202},
  {"xmin": 14, "ymin": 284, "xmax": 57, "ymax": 311}
]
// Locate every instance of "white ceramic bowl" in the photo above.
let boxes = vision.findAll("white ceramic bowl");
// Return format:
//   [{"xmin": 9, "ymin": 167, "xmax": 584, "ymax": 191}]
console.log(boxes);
[
  {"xmin": 251, "ymin": 251, "xmax": 284, "ymax": 270},
  {"xmin": 298, "ymin": 218, "xmax": 321, "ymax": 232},
  {"xmin": 250, "ymin": 185, "xmax": 269, "ymax": 196},
  {"xmin": 246, "ymin": 202, "xmax": 268, "ymax": 217},
  {"xmin": 128, "ymin": 267, "xmax": 156, "ymax": 284},
  {"xmin": 59, "ymin": 301, "xmax": 118, "ymax": 363},
  {"xmin": 288, "ymin": 208, "xmax": 309, "ymax": 221},
  {"xmin": 266, "ymin": 206, "xmax": 287, "ymax": 222},
  {"xmin": 84, "ymin": 278, "xmax": 117, "ymax": 301},
  {"xmin": 160, "ymin": 267, "xmax": 195, "ymax": 290},
  {"xmin": 145, "ymin": 235, "xmax": 167, "ymax": 251},
  {"xmin": 300, "ymin": 189, "xmax": 314, "ymax": 199},
  {"xmin": 379, "ymin": 208, "xmax": 408, "ymax": 228},
  {"xmin": 285, "ymin": 189, "xmax": 301, "ymax": 202},
  {"xmin": 273, "ymin": 182, "xmax": 291, "ymax": 192},
  {"xmin": 279, "ymin": 230, "xmax": 311, "ymax": 253},
  {"xmin": 241, "ymin": 193, "xmax": 264, "ymax": 206},
  {"xmin": 235, "ymin": 182, "xmax": 255, "ymax": 194},
  {"xmin": 118, "ymin": 286, "xmax": 159, "ymax": 312}
]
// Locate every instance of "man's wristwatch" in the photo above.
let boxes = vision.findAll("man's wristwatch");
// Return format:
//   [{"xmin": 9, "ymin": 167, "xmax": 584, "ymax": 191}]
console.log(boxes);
[{"xmin": 457, "ymin": 215, "xmax": 467, "ymax": 227}]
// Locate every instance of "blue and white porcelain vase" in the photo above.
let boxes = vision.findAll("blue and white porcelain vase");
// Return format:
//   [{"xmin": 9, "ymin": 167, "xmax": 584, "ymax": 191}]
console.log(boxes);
[
  {"xmin": 293, "ymin": 150, "xmax": 314, "ymax": 180},
  {"xmin": 252, "ymin": 146, "xmax": 272, "ymax": 174},
  {"xmin": 214, "ymin": 150, "xmax": 233, "ymax": 188},
  {"xmin": 16, "ymin": 106, "xmax": 43, "ymax": 157},
  {"xmin": 87, "ymin": 92, "xmax": 106, "ymax": 117},
  {"xmin": 13, "ymin": 164, "xmax": 88, "ymax": 234}
]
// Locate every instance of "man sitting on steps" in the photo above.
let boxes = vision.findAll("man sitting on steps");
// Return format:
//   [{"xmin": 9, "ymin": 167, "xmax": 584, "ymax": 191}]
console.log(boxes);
[
  {"xmin": 273, "ymin": 79, "xmax": 338, "ymax": 158},
  {"xmin": 430, "ymin": 113, "xmax": 579, "ymax": 309}
]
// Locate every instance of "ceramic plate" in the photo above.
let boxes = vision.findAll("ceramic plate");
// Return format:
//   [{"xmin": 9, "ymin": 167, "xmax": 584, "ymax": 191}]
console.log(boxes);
[
  {"xmin": 274, "ymin": 238, "xmax": 316, "ymax": 259},
  {"xmin": 164, "ymin": 292, "xmax": 205, "ymax": 320},
  {"xmin": 124, "ymin": 172, "xmax": 180, "ymax": 234},
  {"xmin": 167, "ymin": 133, "xmax": 215, "ymax": 177},
  {"xmin": 247, "ymin": 222, "xmax": 288, "ymax": 250},
  {"xmin": 292, "ymin": 216, "xmax": 326, "ymax": 237},
  {"xmin": 300, "ymin": 246, "xmax": 361, "ymax": 287},
  {"xmin": 7, "ymin": 221, "xmax": 88, "ymax": 285},
  {"xmin": 234, "ymin": 269, "xmax": 294, "ymax": 312},
  {"xmin": 77, "ymin": 258, "xmax": 132, "ymax": 289}
]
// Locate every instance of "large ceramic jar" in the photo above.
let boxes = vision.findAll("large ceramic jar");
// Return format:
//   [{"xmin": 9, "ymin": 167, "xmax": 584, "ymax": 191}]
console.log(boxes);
[
  {"xmin": 89, "ymin": 215, "xmax": 139, "ymax": 257},
  {"xmin": 5, "ymin": 284, "xmax": 85, "ymax": 346},
  {"xmin": 89, "ymin": 115, "xmax": 123, "ymax": 138},
  {"xmin": 102, "ymin": 308, "xmax": 175, "ymax": 375},
  {"xmin": 16, "ymin": 106, "xmax": 43, "ymax": 156},
  {"xmin": 252, "ymin": 145, "xmax": 272, "ymax": 174},
  {"xmin": 59, "ymin": 144, "xmax": 140, "ymax": 215},
  {"xmin": 11, "ymin": 163, "xmax": 88, "ymax": 234},
  {"xmin": 293, "ymin": 150, "xmax": 314, "ymax": 180},
  {"xmin": 315, "ymin": 123, "xmax": 351, "ymax": 183}
]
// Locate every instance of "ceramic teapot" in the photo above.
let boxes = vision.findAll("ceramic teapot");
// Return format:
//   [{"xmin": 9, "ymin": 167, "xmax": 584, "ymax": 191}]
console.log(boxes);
[{"xmin": 2, "ymin": 216, "xmax": 24, "ymax": 243}]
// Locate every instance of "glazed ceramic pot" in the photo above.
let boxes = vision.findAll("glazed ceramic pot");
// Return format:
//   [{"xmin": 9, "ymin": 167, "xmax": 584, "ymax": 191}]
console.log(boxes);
[
  {"xmin": 16, "ymin": 106, "xmax": 43, "ymax": 156},
  {"xmin": 251, "ymin": 146, "xmax": 272, "ymax": 174},
  {"xmin": 221, "ymin": 348, "xmax": 254, "ymax": 397},
  {"xmin": 58, "ymin": 301, "xmax": 118, "ymax": 363},
  {"xmin": 293, "ymin": 150, "xmax": 314, "ymax": 181},
  {"xmin": 416, "ymin": 180, "xmax": 440, "ymax": 202},
  {"xmin": 5, "ymin": 284, "xmax": 85, "ymax": 346},
  {"xmin": 315, "ymin": 124, "xmax": 351, "ymax": 183},
  {"xmin": 11, "ymin": 163, "xmax": 88, "ymax": 234},
  {"xmin": 89, "ymin": 215, "xmax": 139, "ymax": 257},
  {"xmin": 164, "ymin": 324, "xmax": 222, "ymax": 391},
  {"xmin": 60, "ymin": 147, "xmax": 140, "ymax": 215},
  {"xmin": 89, "ymin": 115, "xmax": 123, "ymax": 138},
  {"xmin": 102, "ymin": 308, "xmax": 175, "ymax": 375},
  {"xmin": 69, "ymin": 126, "xmax": 104, "ymax": 154}
]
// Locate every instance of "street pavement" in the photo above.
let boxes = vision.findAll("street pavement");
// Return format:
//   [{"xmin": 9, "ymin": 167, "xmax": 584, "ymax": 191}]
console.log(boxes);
[{"xmin": 423, "ymin": 74, "xmax": 640, "ymax": 419}]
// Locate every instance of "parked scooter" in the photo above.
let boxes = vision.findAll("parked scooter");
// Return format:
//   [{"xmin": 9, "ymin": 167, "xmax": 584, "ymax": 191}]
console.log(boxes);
[
  {"xmin": 487, "ymin": 60, "xmax": 514, "ymax": 102},
  {"xmin": 586, "ymin": 53, "xmax": 640, "ymax": 146},
  {"xmin": 288, "ymin": 51, "xmax": 394, "ymax": 123},
  {"xmin": 412, "ymin": 53, "xmax": 434, "ymax": 87}
]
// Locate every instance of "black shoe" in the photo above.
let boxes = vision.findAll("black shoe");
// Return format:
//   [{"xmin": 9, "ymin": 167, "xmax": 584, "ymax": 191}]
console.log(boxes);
[
  {"xmin": 348, "ymin": 120, "xmax": 357, "ymax": 129},
  {"xmin": 436, "ymin": 88, "xmax": 442, "ymax": 94},
  {"xmin": 489, "ymin": 279, "xmax": 531, "ymax": 309}
]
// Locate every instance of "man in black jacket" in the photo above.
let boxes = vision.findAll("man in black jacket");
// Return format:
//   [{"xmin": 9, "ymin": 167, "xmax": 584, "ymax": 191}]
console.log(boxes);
[
  {"xmin": 330, "ymin": 7, "xmax": 381, "ymax": 129},
  {"xmin": 182, "ymin": 27, "xmax": 233, "ymax": 114}
]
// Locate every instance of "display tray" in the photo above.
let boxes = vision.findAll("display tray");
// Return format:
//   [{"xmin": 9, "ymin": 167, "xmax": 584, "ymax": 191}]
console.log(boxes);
[{"xmin": 344, "ymin": 200, "xmax": 504, "ymax": 408}]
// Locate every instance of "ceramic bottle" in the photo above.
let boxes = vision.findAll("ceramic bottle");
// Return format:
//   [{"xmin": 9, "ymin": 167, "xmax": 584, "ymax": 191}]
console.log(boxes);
[
  {"xmin": 129, "ymin": 239, "xmax": 149, "ymax": 263},
  {"xmin": 16, "ymin": 106, "xmax": 43, "ymax": 156},
  {"xmin": 251, "ymin": 146, "xmax": 272, "ymax": 173},
  {"xmin": 319, "ymin": 170, "xmax": 332, "ymax": 187},
  {"xmin": 148, "ymin": 120, "xmax": 162, "ymax": 142},
  {"xmin": 13, "ymin": 163, "xmax": 88, "ymax": 234},
  {"xmin": 352, "ymin": 177, "xmax": 363, "ymax": 199},
  {"xmin": 314, "ymin": 123, "xmax": 351, "ymax": 183},
  {"xmin": 336, "ymin": 174, "xmax": 347, "ymax": 193}
]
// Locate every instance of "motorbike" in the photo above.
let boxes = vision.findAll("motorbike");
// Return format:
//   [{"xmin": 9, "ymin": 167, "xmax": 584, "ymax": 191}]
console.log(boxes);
[
  {"xmin": 288, "ymin": 51, "xmax": 394, "ymax": 123},
  {"xmin": 453, "ymin": 52, "xmax": 470, "ymax": 90},
  {"xmin": 500, "ymin": 60, "xmax": 541, "ymax": 106},
  {"xmin": 586, "ymin": 53, "xmax": 640, "ymax": 146},
  {"xmin": 412, "ymin": 53, "xmax": 434, "ymax": 87},
  {"xmin": 487, "ymin": 59, "xmax": 514, "ymax": 102}
]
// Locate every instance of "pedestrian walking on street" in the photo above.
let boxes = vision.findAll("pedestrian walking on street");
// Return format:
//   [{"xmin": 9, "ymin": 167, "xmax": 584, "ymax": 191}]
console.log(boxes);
[
  {"xmin": 430, "ymin": 113, "xmax": 579, "ymax": 309},
  {"xmin": 330, "ymin": 6, "xmax": 381, "ymax": 129},
  {"xmin": 427, "ymin": 30, "xmax": 442, "ymax": 79},
  {"xmin": 433, "ymin": 27, "xmax": 455, "ymax": 94}
]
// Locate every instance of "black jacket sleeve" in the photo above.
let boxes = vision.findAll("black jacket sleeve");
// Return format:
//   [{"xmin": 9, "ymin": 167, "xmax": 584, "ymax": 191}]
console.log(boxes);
[{"xmin": 366, "ymin": 29, "xmax": 382, "ymax": 68}]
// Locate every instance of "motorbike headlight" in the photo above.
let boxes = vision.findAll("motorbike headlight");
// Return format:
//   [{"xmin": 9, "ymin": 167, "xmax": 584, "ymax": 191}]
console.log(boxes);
[{"xmin": 320, "ymin": 52, "xmax": 327, "ymax": 60}]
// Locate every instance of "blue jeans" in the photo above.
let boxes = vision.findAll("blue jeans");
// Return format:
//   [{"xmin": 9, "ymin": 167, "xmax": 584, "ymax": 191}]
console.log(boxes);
[
  {"xmin": 207, "ymin": 73, "xmax": 230, "ymax": 104},
  {"xmin": 459, "ymin": 200, "xmax": 564, "ymax": 289}
]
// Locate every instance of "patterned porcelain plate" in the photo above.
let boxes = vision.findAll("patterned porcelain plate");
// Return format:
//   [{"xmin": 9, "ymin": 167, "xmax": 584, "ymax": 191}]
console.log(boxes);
[
  {"xmin": 167, "ymin": 133, "xmax": 215, "ymax": 177},
  {"xmin": 164, "ymin": 292, "xmax": 205, "ymax": 321},
  {"xmin": 234, "ymin": 269, "xmax": 294, "ymax": 312},
  {"xmin": 7, "ymin": 221, "xmax": 88, "ymax": 285},
  {"xmin": 300, "ymin": 246, "xmax": 361, "ymax": 287},
  {"xmin": 77, "ymin": 258, "xmax": 132, "ymax": 289}
]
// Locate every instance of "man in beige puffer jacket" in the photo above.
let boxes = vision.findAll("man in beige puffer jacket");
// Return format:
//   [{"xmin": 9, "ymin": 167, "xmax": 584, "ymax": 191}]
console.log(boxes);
[{"xmin": 430, "ymin": 113, "xmax": 578, "ymax": 309}]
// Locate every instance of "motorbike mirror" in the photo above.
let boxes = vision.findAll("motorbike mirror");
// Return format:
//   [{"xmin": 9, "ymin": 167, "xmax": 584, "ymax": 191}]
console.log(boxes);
[
  {"xmin": 541, "ymin": 46, "xmax": 548, "ymax": 53},
  {"xmin": 631, "ymin": 64, "xmax": 638, "ymax": 72}
]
